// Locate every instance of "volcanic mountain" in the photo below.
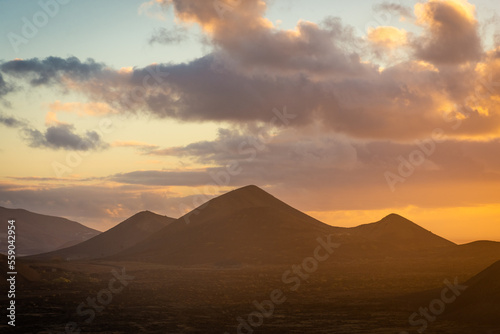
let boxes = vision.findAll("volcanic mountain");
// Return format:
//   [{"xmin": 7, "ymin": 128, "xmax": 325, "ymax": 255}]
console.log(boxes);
[
  {"xmin": 30, "ymin": 211, "xmax": 175, "ymax": 261},
  {"xmin": 444, "ymin": 260, "xmax": 500, "ymax": 326},
  {"xmin": 115, "ymin": 185, "xmax": 343, "ymax": 265},
  {"xmin": 350, "ymin": 213, "xmax": 455, "ymax": 251},
  {"xmin": 0, "ymin": 206, "xmax": 100, "ymax": 256},
  {"xmin": 113, "ymin": 186, "xmax": 457, "ymax": 266},
  {"xmin": 438, "ymin": 240, "xmax": 500, "ymax": 272}
]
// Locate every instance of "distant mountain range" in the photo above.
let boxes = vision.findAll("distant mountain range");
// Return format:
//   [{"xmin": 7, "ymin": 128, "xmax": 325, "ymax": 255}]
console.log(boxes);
[
  {"xmin": 0, "ymin": 207, "xmax": 100, "ymax": 256},
  {"xmin": 10, "ymin": 185, "xmax": 500, "ymax": 268},
  {"xmin": 29, "ymin": 185, "xmax": 497, "ymax": 267}
]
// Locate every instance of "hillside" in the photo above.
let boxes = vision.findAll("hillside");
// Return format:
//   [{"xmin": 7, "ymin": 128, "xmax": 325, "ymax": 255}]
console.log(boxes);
[
  {"xmin": 0, "ymin": 207, "xmax": 100, "ymax": 256},
  {"xmin": 115, "ymin": 185, "xmax": 343, "ymax": 265},
  {"xmin": 30, "ymin": 211, "xmax": 175, "ymax": 261}
]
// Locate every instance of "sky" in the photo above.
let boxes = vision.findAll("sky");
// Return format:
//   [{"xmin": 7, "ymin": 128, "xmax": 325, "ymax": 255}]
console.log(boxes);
[{"xmin": 1, "ymin": 0, "xmax": 500, "ymax": 244}]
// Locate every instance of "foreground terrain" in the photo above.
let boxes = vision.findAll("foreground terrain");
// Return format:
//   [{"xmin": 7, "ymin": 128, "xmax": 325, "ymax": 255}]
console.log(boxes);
[{"xmin": 1, "ymin": 257, "xmax": 499, "ymax": 334}]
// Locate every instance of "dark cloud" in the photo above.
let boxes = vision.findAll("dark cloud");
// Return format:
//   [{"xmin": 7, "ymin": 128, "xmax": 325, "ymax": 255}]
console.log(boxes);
[
  {"xmin": 0, "ymin": 73, "xmax": 13, "ymax": 98},
  {"xmin": 0, "ymin": 56, "xmax": 104, "ymax": 86},
  {"xmin": 3, "ymin": 53, "xmax": 500, "ymax": 140},
  {"xmin": 21, "ymin": 123, "xmax": 108, "ymax": 151},
  {"xmin": 110, "ymin": 170, "xmax": 214, "ymax": 186},
  {"xmin": 149, "ymin": 26, "xmax": 189, "ymax": 45},
  {"xmin": 0, "ymin": 113, "xmax": 108, "ymax": 151},
  {"xmin": 0, "ymin": 113, "xmax": 25, "ymax": 128},
  {"xmin": 373, "ymin": 2, "xmax": 414, "ymax": 18}
]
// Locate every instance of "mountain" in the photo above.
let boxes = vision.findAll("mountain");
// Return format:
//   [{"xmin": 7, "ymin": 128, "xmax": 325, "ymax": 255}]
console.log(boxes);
[
  {"xmin": 349, "ymin": 213, "xmax": 455, "ymax": 251},
  {"xmin": 438, "ymin": 240, "xmax": 500, "ymax": 271},
  {"xmin": 30, "ymin": 211, "xmax": 175, "ymax": 261},
  {"xmin": 113, "ymin": 186, "xmax": 457, "ymax": 266},
  {"xmin": 114, "ymin": 185, "xmax": 343, "ymax": 266},
  {"xmin": 444, "ymin": 260, "xmax": 500, "ymax": 326},
  {"xmin": 0, "ymin": 207, "xmax": 100, "ymax": 256},
  {"xmin": 455, "ymin": 240, "xmax": 500, "ymax": 257}
]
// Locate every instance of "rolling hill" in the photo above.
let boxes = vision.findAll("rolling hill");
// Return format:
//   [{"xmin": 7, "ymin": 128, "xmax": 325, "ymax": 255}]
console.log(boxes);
[
  {"xmin": 30, "ymin": 211, "xmax": 175, "ymax": 261},
  {"xmin": 0, "ymin": 207, "xmax": 100, "ymax": 256}
]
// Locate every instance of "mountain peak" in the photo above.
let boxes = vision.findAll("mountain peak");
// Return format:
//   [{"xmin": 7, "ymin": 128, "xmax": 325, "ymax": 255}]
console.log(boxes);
[
  {"xmin": 198, "ymin": 185, "xmax": 280, "ymax": 214},
  {"xmin": 132, "ymin": 210, "xmax": 155, "ymax": 217},
  {"xmin": 351, "ymin": 213, "xmax": 455, "ymax": 250},
  {"xmin": 31, "ymin": 210, "xmax": 175, "ymax": 261},
  {"xmin": 380, "ymin": 213, "xmax": 413, "ymax": 224},
  {"xmin": 225, "ymin": 185, "xmax": 269, "ymax": 197}
]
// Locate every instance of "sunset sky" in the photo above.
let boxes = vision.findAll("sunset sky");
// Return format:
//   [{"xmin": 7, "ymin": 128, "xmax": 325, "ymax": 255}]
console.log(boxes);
[{"xmin": 1, "ymin": 0, "xmax": 500, "ymax": 243}]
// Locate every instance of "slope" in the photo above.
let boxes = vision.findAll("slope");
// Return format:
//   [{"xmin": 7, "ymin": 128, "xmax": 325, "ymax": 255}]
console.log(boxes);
[
  {"xmin": 0, "ymin": 207, "xmax": 100, "ymax": 256},
  {"xmin": 115, "ymin": 185, "xmax": 344, "ymax": 266},
  {"xmin": 31, "ymin": 211, "xmax": 175, "ymax": 261}
]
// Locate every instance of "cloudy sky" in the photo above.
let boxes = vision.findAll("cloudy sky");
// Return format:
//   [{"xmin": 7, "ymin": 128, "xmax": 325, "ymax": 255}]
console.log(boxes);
[{"xmin": 1, "ymin": 0, "xmax": 500, "ymax": 243}]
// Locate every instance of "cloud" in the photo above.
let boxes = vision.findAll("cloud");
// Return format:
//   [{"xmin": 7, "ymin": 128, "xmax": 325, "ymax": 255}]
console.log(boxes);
[
  {"xmin": 373, "ymin": 2, "xmax": 414, "ymax": 19},
  {"xmin": 0, "ymin": 73, "xmax": 13, "ymax": 98},
  {"xmin": 0, "ymin": 113, "xmax": 26, "ymax": 128},
  {"xmin": 3, "ymin": 53, "xmax": 500, "ymax": 141},
  {"xmin": 368, "ymin": 26, "xmax": 408, "ymax": 49},
  {"xmin": 0, "ymin": 114, "xmax": 109, "ymax": 152},
  {"xmin": 108, "ymin": 130, "xmax": 500, "ymax": 212},
  {"xmin": 49, "ymin": 101, "xmax": 117, "ymax": 116},
  {"xmin": 21, "ymin": 123, "xmax": 109, "ymax": 151},
  {"xmin": 163, "ymin": 0, "xmax": 371, "ymax": 76},
  {"xmin": 1, "ymin": 0, "xmax": 499, "ymax": 142},
  {"xmin": 149, "ymin": 26, "xmax": 189, "ymax": 45},
  {"xmin": 412, "ymin": 0, "xmax": 483, "ymax": 65},
  {"xmin": 139, "ymin": 0, "xmax": 168, "ymax": 21},
  {"xmin": 110, "ymin": 169, "xmax": 217, "ymax": 186},
  {"xmin": 112, "ymin": 141, "xmax": 159, "ymax": 153},
  {"xmin": 0, "ymin": 56, "xmax": 104, "ymax": 86}
]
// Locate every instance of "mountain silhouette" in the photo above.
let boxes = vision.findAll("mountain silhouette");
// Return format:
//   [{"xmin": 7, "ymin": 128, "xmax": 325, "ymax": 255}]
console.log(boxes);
[
  {"xmin": 113, "ymin": 186, "xmax": 456, "ymax": 266},
  {"xmin": 115, "ymin": 185, "xmax": 342, "ymax": 266},
  {"xmin": 30, "ymin": 211, "xmax": 175, "ymax": 261},
  {"xmin": 444, "ymin": 260, "xmax": 500, "ymax": 326},
  {"xmin": 0, "ymin": 206, "xmax": 100, "ymax": 256},
  {"xmin": 350, "ymin": 213, "xmax": 455, "ymax": 251}
]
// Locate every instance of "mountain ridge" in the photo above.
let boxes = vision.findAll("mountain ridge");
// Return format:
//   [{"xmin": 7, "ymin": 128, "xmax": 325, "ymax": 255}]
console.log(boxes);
[
  {"xmin": 111, "ymin": 186, "xmax": 456, "ymax": 265},
  {"xmin": 29, "ymin": 210, "xmax": 175, "ymax": 261},
  {"xmin": 0, "ymin": 206, "xmax": 100, "ymax": 256}
]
